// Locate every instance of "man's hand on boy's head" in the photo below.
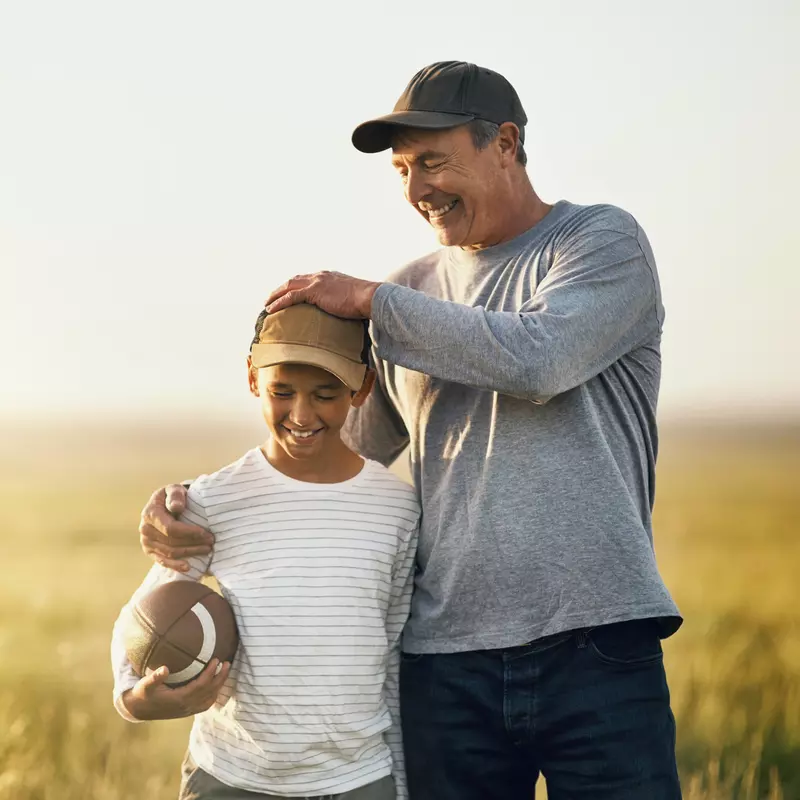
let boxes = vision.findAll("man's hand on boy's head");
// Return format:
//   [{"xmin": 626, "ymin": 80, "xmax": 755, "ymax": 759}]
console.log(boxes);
[
  {"xmin": 265, "ymin": 271, "xmax": 381, "ymax": 319},
  {"xmin": 122, "ymin": 659, "xmax": 231, "ymax": 721},
  {"xmin": 139, "ymin": 485, "xmax": 214, "ymax": 572}
]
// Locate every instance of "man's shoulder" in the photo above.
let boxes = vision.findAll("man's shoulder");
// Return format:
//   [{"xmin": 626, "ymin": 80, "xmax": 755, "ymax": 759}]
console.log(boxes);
[
  {"xmin": 557, "ymin": 201, "xmax": 641, "ymax": 239},
  {"xmin": 383, "ymin": 249, "xmax": 447, "ymax": 289}
]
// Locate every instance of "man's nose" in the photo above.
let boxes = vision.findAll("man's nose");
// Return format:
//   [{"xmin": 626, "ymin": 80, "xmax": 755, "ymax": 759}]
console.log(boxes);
[{"xmin": 404, "ymin": 168, "xmax": 430, "ymax": 207}]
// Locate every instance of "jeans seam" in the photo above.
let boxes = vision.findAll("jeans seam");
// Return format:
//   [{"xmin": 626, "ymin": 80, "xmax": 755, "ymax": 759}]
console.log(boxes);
[
  {"xmin": 505, "ymin": 631, "xmax": 575, "ymax": 660},
  {"xmin": 502, "ymin": 657, "xmax": 511, "ymax": 738},
  {"xmin": 529, "ymin": 652, "xmax": 538, "ymax": 746}
]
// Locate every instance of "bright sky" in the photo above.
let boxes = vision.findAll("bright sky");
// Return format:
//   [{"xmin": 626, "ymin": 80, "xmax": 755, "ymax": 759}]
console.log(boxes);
[{"xmin": 2, "ymin": 1, "xmax": 798, "ymax": 422}]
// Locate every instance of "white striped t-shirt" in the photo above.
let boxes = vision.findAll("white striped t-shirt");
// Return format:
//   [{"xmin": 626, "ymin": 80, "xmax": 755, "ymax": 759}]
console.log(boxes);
[{"xmin": 111, "ymin": 447, "xmax": 419, "ymax": 798}]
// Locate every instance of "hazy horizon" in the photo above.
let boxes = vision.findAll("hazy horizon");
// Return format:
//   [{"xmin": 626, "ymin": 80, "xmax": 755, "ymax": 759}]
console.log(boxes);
[{"xmin": 3, "ymin": 1, "xmax": 798, "ymax": 421}]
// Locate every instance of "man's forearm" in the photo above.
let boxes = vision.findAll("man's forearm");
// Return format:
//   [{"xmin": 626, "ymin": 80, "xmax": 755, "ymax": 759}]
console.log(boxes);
[
  {"xmin": 370, "ymin": 255, "xmax": 655, "ymax": 404},
  {"xmin": 371, "ymin": 284, "xmax": 566, "ymax": 403}
]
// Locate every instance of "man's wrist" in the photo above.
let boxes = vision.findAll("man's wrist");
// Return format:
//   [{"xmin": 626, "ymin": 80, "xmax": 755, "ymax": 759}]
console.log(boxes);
[
  {"xmin": 360, "ymin": 281, "xmax": 382, "ymax": 319},
  {"xmin": 368, "ymin": 281, "xmax": 397, "ymax": 328}
]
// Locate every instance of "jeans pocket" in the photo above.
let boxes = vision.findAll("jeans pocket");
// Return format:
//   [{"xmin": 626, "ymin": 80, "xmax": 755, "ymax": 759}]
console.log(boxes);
[
  {"xmin": 586, "ymin": 619, "xmax": 663, "ymax": 667},
  {"xmin": 178, "ymin": 750, "xmax": 200, "ymax": 800},
  {"xmin": 178, "ymin": 750, "xmax": 218, "ymax": 800},
  {"xmin": 400, "ymin": 651, "xmax": 426, "ymax": 664}
]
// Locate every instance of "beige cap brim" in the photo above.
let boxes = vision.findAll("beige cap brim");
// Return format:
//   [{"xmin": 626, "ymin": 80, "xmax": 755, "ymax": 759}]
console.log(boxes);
[{"xmin": 250, "ymin": 343, "xmax": 367, "ymax": 392}]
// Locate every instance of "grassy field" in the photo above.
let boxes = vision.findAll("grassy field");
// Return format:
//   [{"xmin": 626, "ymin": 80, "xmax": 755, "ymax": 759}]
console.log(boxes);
[{"xmin": 0, "ymin": 420, "xmax": 798, "ymax": 799}]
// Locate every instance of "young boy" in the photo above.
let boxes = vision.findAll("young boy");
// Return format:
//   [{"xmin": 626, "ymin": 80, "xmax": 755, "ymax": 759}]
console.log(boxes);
[{"xmin": 111, "ymin": 304, "xmax": 420, "ymax": 800}]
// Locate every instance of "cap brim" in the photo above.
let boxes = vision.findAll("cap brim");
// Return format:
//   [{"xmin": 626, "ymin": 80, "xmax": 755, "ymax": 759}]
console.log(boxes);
[
  {"xmin": 250, "ymin": 343, "xmax": 367, "ymax": 392},
  {"xmin": 352, "ymin": 110, "xmax": 476, "ymax": 153}
]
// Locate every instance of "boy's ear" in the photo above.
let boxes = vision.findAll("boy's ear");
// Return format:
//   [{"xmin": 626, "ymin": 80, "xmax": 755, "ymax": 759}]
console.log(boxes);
[
  {"xmin": 247, "ymin": 356, "xmax": 259, "ymax": 397},
  {"xmin": 351, "ymin": 368, "xmax": 376, "ymax": 408}
]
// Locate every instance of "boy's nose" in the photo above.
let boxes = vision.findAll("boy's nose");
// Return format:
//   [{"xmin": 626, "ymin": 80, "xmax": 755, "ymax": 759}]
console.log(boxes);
[{"xmin": 288, "ymin": 396, "xmax": 316, "ymax": 427}]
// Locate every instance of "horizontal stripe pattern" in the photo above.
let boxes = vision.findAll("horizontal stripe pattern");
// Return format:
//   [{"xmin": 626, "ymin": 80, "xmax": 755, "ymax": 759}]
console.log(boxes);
[{"xmin": 112, "ymin": 447, "xmax": 418, "ymax": 798}]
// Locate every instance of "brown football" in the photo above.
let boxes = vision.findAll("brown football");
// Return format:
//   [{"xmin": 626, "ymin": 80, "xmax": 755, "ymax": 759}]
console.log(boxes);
[{"xmin": 123, "ymin": 581, "xmax": 238, "ymax": 686}]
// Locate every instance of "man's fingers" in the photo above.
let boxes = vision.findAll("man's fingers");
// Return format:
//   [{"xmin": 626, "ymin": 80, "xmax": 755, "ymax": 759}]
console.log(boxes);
[
  {"xmin": 141, "ymin": 501, "xmax": 177, "ymax": 539},
  {"xmin": 265, "ymin": 281, "xmax": 291, "ymax": 306},
  {"xmin": 266, "ymin": 289, "xmax": 307, "ymax": 314},
  {"xmin": 140, "ymin": 484, "xmax": 202, "ymax": 542},
  {"xmin": 140, "ymin": 519, "xmax": 210, "ymax": 571},
  {"xmin": 140, "ymin": 515, "xmax": 212, "ymax": 546},
  {"xmin": 142, "ymin": 532, "xmax": 212, "ymax": 561},
  {"xmin": 142, "ymin": 507, "xmax": 207, "ymax": 542},
  {"xmin": 165, "ymin": 483, "xmax": 187, "ymax": 515},
  {"xmin": 166, "ymin": 544, "xmax": 213, "ymax": 559},
  {"xmin": 140, "ymin": 538, "xmax": 191, "ymax": 571},
  {"xmin": 265, "ymin": 274, "xmax": 313, "ymax": 306},
  {"xmin": 139, "ymin": 526, "xmax": 209, "ymax": 574},
  {"xmin": 154, "ymin": 557, "xmax": 192, "ymax": 572},
  {"xmin": 139, "ymin": 528, "xmax": 175, "ymax": 556}
]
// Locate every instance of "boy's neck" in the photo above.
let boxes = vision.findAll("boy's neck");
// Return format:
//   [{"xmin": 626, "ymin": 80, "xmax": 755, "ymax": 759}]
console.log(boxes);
[{"xmin": 262, "ymin": 437, "xmax": 365, "ymax": 484}]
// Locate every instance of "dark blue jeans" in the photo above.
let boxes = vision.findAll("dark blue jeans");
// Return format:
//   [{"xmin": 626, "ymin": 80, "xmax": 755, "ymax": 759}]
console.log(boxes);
[{"xmin": 400, "ymin": 619, "xmax": 681, "ymax": 799}]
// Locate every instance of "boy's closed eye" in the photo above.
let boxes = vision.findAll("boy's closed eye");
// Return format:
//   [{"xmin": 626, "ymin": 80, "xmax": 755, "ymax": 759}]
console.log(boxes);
[
  {"xmin": 270, "ymin": 392, "xmax": 338, "ymax": 402},
  {"xmin": 267, "ymin": 383, "xmax": 345, "ymax": 402}
]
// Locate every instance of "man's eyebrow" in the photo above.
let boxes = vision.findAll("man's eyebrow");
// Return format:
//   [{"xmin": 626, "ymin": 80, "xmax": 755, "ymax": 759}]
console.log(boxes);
[
  {"xmin": 315, "ymin": 383, "xmax": 343, "ymax": 390},
  {"xmin": 391, "ymin": 150, "xmax": 447, "ymax": 168}
]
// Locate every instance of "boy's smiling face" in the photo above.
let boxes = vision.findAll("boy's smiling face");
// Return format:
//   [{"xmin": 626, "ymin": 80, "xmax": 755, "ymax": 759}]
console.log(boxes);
[{"xmin": 248, "ymin": 361, "xmax": 373, "ymax": 462}]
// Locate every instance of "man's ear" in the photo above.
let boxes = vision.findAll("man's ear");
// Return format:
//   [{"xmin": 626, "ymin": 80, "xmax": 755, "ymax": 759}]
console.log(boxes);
[
  {"xmin": 351, "ymin": 368, "xmax": 376, "ymax": 408},
  {"xmin": 247, "ymin": 356, "xmax": 259, "ymax": 397},
  {"xmin": 496, "ymin": 122, "xmax": 521, "ymax": 167}
]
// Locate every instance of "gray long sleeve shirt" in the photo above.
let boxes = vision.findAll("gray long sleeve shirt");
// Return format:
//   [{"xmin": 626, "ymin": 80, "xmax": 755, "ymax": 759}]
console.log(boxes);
[{"xmin": 343, "ymin": 200, "xmax": 681, "ymax": 653}]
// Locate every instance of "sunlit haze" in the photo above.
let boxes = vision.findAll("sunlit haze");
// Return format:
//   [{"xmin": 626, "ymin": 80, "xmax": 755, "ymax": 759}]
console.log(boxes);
[{"xmin": 3, "ymin": 1, "xmax": 798, "ymax": 423}]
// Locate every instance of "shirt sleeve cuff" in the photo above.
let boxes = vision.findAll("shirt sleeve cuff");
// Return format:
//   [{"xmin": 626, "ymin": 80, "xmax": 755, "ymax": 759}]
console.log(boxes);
[
  {"xmin": 114, "ymin": 688, "xmax": 143, "ymax": 723},
  {"xmin": 370, "ymin": 282, "xmax": 396, "ymax": 328}
]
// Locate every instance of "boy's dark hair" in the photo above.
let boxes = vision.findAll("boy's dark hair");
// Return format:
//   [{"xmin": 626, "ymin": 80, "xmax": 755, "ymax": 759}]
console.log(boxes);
[
  {"xmin": 250, "ymin": 307, "xmax": 372, "ymax": 366},
  {"xmin": 251, "ymin": 308, "xmax": 269, "ymax": 351},
  {"xmin": 359, "ymin": 320, "xmax": 373, "ymax": 366}
]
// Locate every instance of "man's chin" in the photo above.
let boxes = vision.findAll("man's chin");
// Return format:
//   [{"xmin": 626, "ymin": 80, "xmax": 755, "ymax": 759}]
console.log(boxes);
[{"xmin": 433, "ymin": 226, "xmax": 463, "ymax": 247}]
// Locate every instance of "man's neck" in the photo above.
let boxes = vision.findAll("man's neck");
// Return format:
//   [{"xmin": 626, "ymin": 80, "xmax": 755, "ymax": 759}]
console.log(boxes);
[
  {"xmin": 263, "ymin": 439, "xmax": 364, "ymax": 484},
  {"xmin": 463, "ymin": 183, "xmax": 552, "ymax": 252}
]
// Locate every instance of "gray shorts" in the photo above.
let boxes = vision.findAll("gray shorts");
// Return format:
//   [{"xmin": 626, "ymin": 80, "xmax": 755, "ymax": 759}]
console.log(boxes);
[{"xmin": 178, "ymin": 751, "xmax": 395, "ymax": 800}]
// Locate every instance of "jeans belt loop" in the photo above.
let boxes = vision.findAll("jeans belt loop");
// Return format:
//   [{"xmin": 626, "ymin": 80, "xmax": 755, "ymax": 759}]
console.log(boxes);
[{"xmin": 577, "ymin": 629, "xmax": 588, "ymax": 649}]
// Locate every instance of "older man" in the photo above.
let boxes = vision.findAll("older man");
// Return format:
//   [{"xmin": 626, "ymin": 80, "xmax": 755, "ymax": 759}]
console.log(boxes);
[{"xmin": 141, "ymin": 62, "xmax": 682, "ymax": 799}]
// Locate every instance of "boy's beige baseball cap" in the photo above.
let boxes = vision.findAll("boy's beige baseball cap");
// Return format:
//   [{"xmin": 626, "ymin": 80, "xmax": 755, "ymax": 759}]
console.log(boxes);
[{"xmin": 250, "ymin": 304, "xmax": 367, "ymax": 391}]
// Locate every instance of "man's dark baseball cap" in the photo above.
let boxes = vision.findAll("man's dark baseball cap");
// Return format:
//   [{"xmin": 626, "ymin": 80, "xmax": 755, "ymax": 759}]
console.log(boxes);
[{"xmin": 352, "ymin": 61, "xmax": 527, "ymax": 154}]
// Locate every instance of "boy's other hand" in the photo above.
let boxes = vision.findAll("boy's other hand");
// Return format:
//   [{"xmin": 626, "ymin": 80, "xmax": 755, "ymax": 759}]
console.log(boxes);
[
  {"xmin": 122, "ymin": 659, "xmax": 231, "ymax": 720},
  {"xmin": 139, "ymin": 485, "xmax": 214, "ymax": 572}
]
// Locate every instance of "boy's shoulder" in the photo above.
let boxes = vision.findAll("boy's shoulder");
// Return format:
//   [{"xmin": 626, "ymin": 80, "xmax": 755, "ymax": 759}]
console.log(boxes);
[
  {"xmin": 360, "ymin": 460, "xmax": 420, "ymax": 512},
  {"xmin": 188, "ymin": 451, "xmax": 419, "ymax": 522},
  {"xmin": 188, "ymin": 447, "xmax": 265, "ymax": 498}
]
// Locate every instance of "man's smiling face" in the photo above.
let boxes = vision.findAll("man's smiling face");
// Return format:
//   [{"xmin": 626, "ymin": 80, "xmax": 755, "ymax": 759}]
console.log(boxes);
[{"xmin": 391, "ymin": 124, "xmax": 508, "ymax": 250}]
